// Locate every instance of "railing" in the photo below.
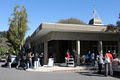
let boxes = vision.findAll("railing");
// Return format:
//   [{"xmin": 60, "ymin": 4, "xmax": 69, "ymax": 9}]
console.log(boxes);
[{"xmin": 65, "ymin": 57, "xmax": 74, "ymax": 67}]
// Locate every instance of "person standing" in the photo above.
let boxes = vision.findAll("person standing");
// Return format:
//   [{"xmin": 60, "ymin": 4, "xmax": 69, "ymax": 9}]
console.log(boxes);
[
  {"xmin": 29, "ymin": 52, "xmax": 33, "ymax": 68},
  {"xmin": 16, "ymin": 53, "xmax": 21, "ymax": 69},
  {"xmin": 34, "ymin": 52, "xmax": 39, "ymax": 69},
  {"xmin": 26, "ymin": 53, "xmax": 30, "ymax": 69},
  {"xmin": 86, "ymin": 51, "xmax": 91, "ymax": 65},
  {"xmin": 113, "ymin": 50, "xmax": 117, "ymax": 59},
  {"xmin": 91, "ymin": 52, "xmax": 95, "ymax": 66},
  {"xmin": 7, "ymin": 53, "xmax": 12, "ymax": 68},
  {"xmin": 88, "ymin": 51, "xmax": 91, "ymax": 65},
  {"xmin": 39, "ymin": 52, "xmax": 44, "ymax": 66},
  {"xmin": 85, "ymin": 53, "xmax": 89, "ymax": 65},
  {"xmin": 66, "ymin": 50, "xmax": 70, "ymax": 66},
  {"xmin": 97, "ymin": 52, "xmax": 104, "ymax": 74},
  {"xmin": 67, "ymin": 50, "xmax": 70, "ymax": 60},
  {"xmin": 23, "ymin": 54, "xmax": 27, "ymax": 70},
  {"xmin": 104, "ymin": 50, "xmax": 113, "ymax": 76},
  {"xmin": 72, "ymin": 49, "xmax": 77, "ymax": 67}
]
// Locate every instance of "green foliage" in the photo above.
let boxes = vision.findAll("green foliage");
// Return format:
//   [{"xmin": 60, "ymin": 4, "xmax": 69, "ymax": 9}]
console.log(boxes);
[
  {"xmin": 8, "ymin": 47, "xmax": 14, "ymax": 54},
  {"xmin": 117, "ymin": 21, "xmax": 120, "ymax": 27},
  {"xmin": 0, "ymin": 39, "xmax": 2, "ymax": 43},
  {"xmin": 7, "ymin": 5, "xmax": 29, "ymax": 55},
  {"xmin": 0, "ymin": 47, "xmax": 7, "ymax": 55},
  {"xmin": 58, "ymin": 18, "xmax": 86, "ymax": 25},
  {"xmin": 106, "ymin": 24, "xmax": 116, "ymax": 32},
  {"xmin": 0, "ymin": 31, "xmax": 7, "ymax": 38},
  {"xmin": 0, "ymin": 38, "xmax": 9, "ymax": 53},
  {"xmin": 106, "ymin": 14, "xmax": 120, "ymax": 32}
]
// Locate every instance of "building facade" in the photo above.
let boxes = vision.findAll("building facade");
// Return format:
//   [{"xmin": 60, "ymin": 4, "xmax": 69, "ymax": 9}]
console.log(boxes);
[{"xmin": 26, "ymin": 23, "xmax": 120, "ymax": 65}]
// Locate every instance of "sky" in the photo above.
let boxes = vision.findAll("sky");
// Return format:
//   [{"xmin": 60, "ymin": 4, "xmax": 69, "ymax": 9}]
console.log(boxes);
[{"xmin": 0, "ymin": 0, "xmax": 120, "ymax": 38}]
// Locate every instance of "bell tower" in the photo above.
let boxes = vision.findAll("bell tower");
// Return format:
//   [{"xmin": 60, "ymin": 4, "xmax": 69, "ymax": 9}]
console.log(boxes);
[{"xmin": 89, "ymin": 0, "xmax": 103, "ymax": 25}]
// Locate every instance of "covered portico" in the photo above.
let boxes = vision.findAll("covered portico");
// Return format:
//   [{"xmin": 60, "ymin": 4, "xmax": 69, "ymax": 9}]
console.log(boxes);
[{"xmin": 26, "ymin": 23, "xmax": 120, "ymax": 65}]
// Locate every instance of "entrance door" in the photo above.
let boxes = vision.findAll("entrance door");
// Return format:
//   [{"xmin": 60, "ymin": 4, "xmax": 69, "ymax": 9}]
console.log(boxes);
[{"xmin": 80, "ymin": 41, "xmax": 98, "ymax": 55}]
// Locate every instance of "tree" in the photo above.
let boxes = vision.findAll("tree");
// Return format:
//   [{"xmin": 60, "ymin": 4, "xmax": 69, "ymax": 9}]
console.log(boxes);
[
  {"xmin": 105, "ymin": 13, "xmax": 120, "ymax": 40},
  {"xmin": 58, "ymin": 18, "xmax": 86, "ymax": 24},
  {"xmin": 116, "ymin": 13, "xmax": 120, "ymax": 27},
  {"xmin": 105, "ymin": 13, "xmax": 120, "ymax": 32},
  {"xmin": 7, "ymin": 5, "xmax": 29, "ymax": 54},
  {"xmin": 105, "ymin": 24, "xmax": 117, "ymax": 32},
  {"xmin": 0, "ymin": 38, "xmax": 9, "ymax": 55},
  {"xmin": 0, "ymin": 31, "xmax": 7, "ymax": 38},
  {"xmin": 0, "ymin": 47, "xmax": 7, "ymax": 55}
]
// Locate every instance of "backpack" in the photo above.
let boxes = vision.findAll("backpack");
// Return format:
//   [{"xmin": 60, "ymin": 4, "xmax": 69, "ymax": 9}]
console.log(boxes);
[{"xmin": 105, "ymin": 54, "xmax": 110, "ymax": 63}]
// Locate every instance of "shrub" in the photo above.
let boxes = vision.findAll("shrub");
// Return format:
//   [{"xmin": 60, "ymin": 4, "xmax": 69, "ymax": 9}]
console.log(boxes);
[{"xmin": 0, "ymin": 47, "xmax": 7, "ymax": 55}]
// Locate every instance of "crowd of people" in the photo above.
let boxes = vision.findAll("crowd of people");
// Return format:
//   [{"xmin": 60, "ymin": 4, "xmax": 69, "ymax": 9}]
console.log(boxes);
[
  {"xmin": 5, "ymin": 48, "xmax": 118, "ymax": 77},
  {"xmin": 97, "ymin": 50, "xmax": 114, "ymax": 76},
  {"xmin": 85, "ymin": 50, "xmax": 117, "ymax": 76},
  {"xmin": 6, "ymin": 50, "xmax": 44, "ymax": 70},
  {"xmin": 66, "ymin": 49, "xmax": 118, "ymax": 77}
]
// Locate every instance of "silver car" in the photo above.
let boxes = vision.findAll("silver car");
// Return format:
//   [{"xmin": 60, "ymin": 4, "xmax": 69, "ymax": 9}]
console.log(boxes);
[
  {"xmin": 112, "ymin": 58, "xmax": 120, "ymax": 72},
  {"xmin": 11, "ymin": 55, "xmax": 17, "ymax": 64},
  {"xmin": 5, "ymin": 55, "xmax": 17, "ymax": 64}
]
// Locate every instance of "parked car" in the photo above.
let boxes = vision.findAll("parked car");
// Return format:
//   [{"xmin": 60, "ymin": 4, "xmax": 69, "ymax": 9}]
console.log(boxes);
[
  {"xmin": 10, "ymin": 55, "xmax": 17, "ymax": 64},
  {"xmin": 4, "ymin": 55, "xmax": 17, "ymax": 67},
  {"xmin": 0, "ymin": 56, "xmax": 6, "ymax": 62},
  {"xmin": 112, "ymin": 58, "xmax": 120, "ymax": 72}
]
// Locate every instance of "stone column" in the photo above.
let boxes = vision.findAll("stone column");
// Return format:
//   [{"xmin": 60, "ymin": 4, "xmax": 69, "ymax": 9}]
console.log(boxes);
[
  {"xmin": 98, "ymin": 41, "xmax": 103, "ymax": 54},
  {"xmin": 76, "ymin": 40, "xmax": 80, "ymax": 66},
  {"xmin": 118, "ymin": 41, "xmax": 120, "ymax": 56},
  {"xmin": 44, "ymin": 42, "xmax": 48, "ymax": 65}
]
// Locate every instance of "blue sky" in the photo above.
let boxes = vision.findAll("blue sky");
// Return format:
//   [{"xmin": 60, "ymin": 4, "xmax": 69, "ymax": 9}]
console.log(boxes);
[{"xmin": 0, "ymin": 0, "xmax": 120, "ymax": 37}]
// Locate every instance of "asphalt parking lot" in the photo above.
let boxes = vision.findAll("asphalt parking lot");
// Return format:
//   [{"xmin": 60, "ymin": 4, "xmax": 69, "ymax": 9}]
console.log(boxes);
[{"xmin": 0, "ymin": 62, "xmax": 120, "ymax": 80}]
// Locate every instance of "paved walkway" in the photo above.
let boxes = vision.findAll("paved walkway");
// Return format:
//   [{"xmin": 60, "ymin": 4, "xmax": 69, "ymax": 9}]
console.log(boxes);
[{"xmin": 26, "ymin": 65, "xmax": 97, "ymax": 72}]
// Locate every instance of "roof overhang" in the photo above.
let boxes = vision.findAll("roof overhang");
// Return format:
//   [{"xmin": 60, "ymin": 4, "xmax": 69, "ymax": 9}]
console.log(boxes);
[{"xmin": 28, "ymin": 23, "xmax": 117, "ymax": 42}]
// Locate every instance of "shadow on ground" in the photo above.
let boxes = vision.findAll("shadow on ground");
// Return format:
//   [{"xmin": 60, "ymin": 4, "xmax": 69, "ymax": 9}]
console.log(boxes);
[
  {"xmin": 76, "ymin": 71, "xmax": 120, "ymax": 79},
  {"xmin": 0, "ymin": 62, "xmax": 26, "ymax": 70},
  {"xmin": 76, "ymin": 71, "xmax": 105, "ymax": 77}
]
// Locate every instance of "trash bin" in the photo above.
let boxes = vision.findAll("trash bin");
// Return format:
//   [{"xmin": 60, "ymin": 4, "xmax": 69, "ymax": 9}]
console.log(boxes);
[{"xmin": 48, "ymin": 58, "xmax": 54, "ymax": 66}]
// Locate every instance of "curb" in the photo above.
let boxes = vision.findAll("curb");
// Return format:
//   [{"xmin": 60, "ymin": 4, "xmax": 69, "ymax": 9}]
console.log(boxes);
[
  {"xmin": 26, "ymin": 66, "xmax": 97, "ymax": 72},
  {"xmin": 53, "ymin": 68, "xmax": 88, "ymax": 72}
]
